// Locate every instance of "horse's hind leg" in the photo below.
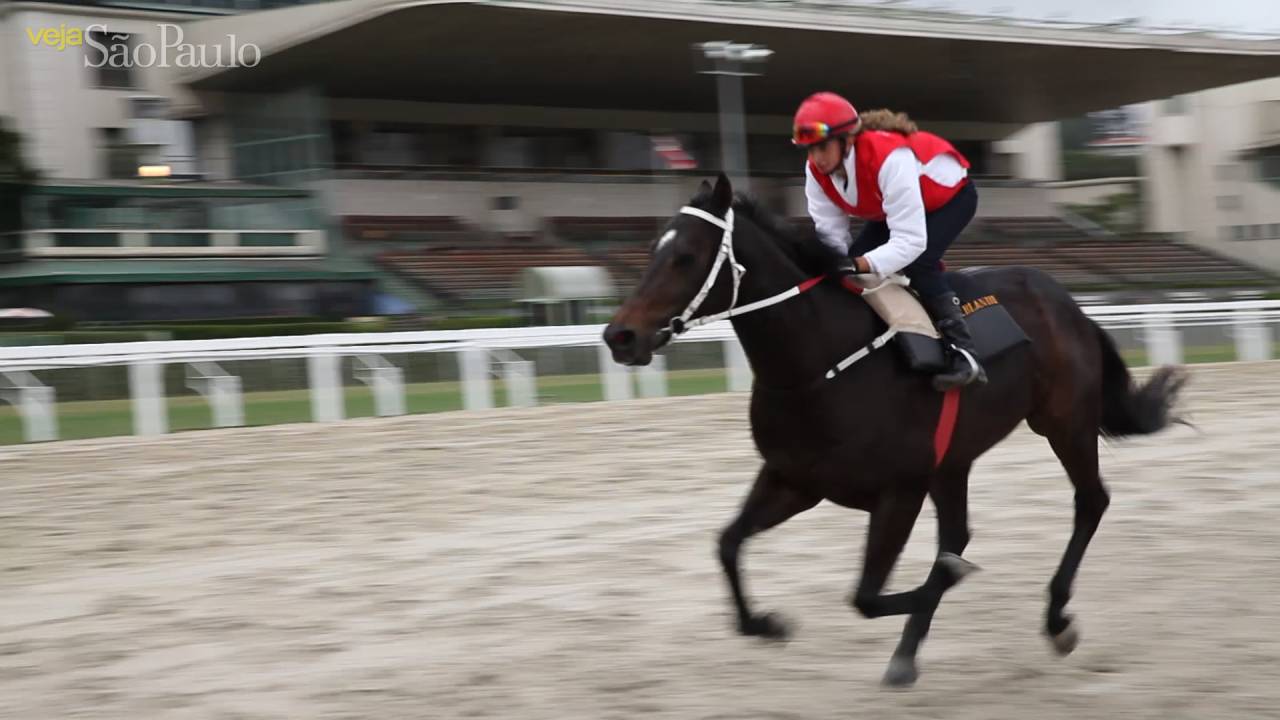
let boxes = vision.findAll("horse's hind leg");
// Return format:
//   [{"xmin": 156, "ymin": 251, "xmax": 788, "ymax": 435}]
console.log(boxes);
[
  {"xmin": 718, "ymin": 464, "xmax": 819, "ymax": 641},
  {"xmin": 851, "ymin": 485, "xmax": 976, "ymax": 619},
  {"xmin": 883, "ymin": 464, "xmax": 978, "ymax": 687},
  {"xmin": 1043, "ymin": 424, "xmax": 1110, "ymax": 656}
]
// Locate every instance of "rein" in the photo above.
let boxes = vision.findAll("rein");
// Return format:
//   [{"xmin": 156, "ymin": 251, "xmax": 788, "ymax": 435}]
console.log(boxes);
[{"xmin": 663, "ymin": 205, "xmax": 898, "ymax": 382}]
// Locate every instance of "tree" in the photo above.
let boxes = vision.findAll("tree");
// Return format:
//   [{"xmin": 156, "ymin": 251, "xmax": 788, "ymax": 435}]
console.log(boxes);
[
  {"xmin": 0, "ymin": 117, "xmax": 38, "ymax": 237},
  {"xmin": 0, "ymin": 116, "xmax": 39, "ymax": 184}
]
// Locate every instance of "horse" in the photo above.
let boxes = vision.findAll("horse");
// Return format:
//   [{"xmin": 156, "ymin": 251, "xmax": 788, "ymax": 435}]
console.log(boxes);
[{"xmin": 602, "ymin": 173, "xmax": 1186, "ymax": 687}]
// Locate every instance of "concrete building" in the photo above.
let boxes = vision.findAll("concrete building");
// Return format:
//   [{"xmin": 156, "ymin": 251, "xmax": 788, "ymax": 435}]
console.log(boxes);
[{"xmin": 1142, "ymin": 77, "xmax": 1280, "ymax": 272}]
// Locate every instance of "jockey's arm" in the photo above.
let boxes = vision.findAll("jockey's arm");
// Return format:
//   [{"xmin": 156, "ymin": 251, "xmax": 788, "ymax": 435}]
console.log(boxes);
[
  {"xmin": 861, "ymin": 147, "xmax": 927, "ymax": 277},
  {"xmin": 804, "ymin": 169, "xmax": 853, "ymax": 257}
]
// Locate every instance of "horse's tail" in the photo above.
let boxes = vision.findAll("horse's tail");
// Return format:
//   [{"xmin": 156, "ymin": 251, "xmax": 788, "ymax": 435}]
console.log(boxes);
[{"xmin": 1094, "ymin": 321, "xmax": 1188, "ymax": 438}]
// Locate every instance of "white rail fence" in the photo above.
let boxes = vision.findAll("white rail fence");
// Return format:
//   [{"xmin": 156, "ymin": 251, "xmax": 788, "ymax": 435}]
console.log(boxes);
[{"xmin": 0, "ymin": 300, "xmax": 1276, "ymax": 443}]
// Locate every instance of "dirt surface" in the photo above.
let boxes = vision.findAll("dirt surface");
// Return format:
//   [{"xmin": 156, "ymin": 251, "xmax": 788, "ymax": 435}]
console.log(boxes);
[{"xmin": 3, "ymin": 362, "xmax": 1279, "ymax": 719}]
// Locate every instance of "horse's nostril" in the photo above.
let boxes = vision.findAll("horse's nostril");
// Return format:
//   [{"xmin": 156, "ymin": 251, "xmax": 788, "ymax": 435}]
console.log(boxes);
[
  {"xmin": 604, "ymin": 322, "xmax": 641, "ymax": 356},
  {"xmin": 611, "ymin": 328, "xmax": 636, "ymax": 349},
  {"xmin": 603, "ymin": 323, "xmax": 634, "ymax": 348}
]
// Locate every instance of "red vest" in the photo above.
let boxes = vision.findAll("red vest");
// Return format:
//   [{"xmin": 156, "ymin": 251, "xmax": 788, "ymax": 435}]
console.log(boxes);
[{"xmin": 809, "ymin": 130, "xmax": 970, "ymax": 222}]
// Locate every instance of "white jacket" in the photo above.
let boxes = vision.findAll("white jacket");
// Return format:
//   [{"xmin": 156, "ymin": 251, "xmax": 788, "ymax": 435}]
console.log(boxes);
[{"xmin": 804, "ymin": 146, "xmax": 968, "ymax": 276}]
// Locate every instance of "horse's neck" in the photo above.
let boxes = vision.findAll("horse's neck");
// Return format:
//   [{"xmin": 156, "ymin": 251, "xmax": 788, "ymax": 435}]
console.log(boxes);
[{"xmin": 728, "ymin": 229, "xmax": 877, "ymax": 388}]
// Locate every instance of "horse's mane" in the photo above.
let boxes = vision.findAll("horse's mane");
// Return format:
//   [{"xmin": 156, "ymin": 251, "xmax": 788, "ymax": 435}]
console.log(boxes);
[{"xmin": 686, "ymin": 187, "xmax": 833, "ymax": 278}]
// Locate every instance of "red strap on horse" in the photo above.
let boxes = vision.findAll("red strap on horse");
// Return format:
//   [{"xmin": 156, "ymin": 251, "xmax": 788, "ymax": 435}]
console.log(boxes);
[
  {"xmin": 797, "ymin": 276, "xmax": 826, "ymax": 293},
  {"xmin": 933, "ymin": 388, "xmax": 961, "ymax": 468},
  {"xmin": 839, "ymin": 276, "xmax": 863, "ymax": 294},
  {"xmin": 816, "ymin": 273, "xmax": 964, "ymax": 464},
  {"xmin": 798, "ymin": 274, "xmax": 862, "ymax": 296}
]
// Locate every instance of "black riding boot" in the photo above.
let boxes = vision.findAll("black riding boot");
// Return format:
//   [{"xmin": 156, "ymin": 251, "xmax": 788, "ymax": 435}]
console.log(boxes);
[{"xmin": 922, "ymin": 292, "xmax": 988, "ymax": 391}]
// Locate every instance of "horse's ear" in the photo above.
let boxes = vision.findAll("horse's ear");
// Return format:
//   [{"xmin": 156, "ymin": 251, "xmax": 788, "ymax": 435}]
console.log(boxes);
[
  {"xmin": 711, "ymin": 172, "xmax": 733, "ymax": 216},
  {"xmin": 698, "ymin": 179, "xmax": 713, "ymax": 195}
]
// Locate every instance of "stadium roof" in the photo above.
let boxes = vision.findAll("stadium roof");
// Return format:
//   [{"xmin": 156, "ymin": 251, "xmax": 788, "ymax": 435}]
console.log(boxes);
[{"xmin": 182, "ymin": 0, "xmax": 1280, "ymax": 123}]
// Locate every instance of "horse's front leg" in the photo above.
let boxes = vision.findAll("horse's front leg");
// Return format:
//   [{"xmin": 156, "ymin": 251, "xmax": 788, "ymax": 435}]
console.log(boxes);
[{"xmin": 718, "ymin": 464, "xmax": 819, "ymax": 641}]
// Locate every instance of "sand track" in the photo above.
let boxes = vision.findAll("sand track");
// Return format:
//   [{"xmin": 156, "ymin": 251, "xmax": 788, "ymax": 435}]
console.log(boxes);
[{"xmin": 3, "ymin": 362, "xmax": 1279, "ymax": 719}]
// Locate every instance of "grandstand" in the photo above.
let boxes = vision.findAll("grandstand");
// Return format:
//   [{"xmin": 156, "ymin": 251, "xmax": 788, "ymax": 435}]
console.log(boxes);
[
  {"xmin": 947, "ymin": 224, "xmax": 1275, "ymax": 291},
  {"xmin": 376, "ymin": 244, "xmax": 602, "ymax": 304},
  {"xmin": 2, "ymin": 0, "xmax": 1279, "ymax": 323},
  {"xmin": 339, "ymin": 208, "xmax": 1277, "ymax": 305},
  {"xmin": 0, "ymin": 180, "xmax": 376, "ymax": 321},
  {"xmin": 545, "ymin": 216, "xmax": 667, "ymax": 287}
]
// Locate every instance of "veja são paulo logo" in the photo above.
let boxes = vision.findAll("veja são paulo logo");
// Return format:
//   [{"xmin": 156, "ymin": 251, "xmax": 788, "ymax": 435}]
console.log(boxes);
[{"xmin": 25, "ymin": 23, "xmax": 261, "ymax": 68}]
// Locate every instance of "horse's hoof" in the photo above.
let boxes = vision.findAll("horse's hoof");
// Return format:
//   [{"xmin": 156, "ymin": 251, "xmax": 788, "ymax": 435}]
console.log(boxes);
[
  {"xmin": 740, "ymin": 612, "xmax": 792, "ymax": 641},
  {"xmin": 882, "ymin": 656, "xmax": 919, "ymax": 688},
  {"xmin": 1049, "ymin": 618, "xmax": 1081, "ymax": 657},
  {"xmin": 937, "ymin": 552, "xmax": 981, "ymax": 583}
]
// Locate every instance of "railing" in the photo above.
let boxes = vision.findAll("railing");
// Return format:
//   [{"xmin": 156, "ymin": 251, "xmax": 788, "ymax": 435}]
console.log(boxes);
[{"xmin": 0, "ymin": 300, "xmax": 1276, "ymax": 443}]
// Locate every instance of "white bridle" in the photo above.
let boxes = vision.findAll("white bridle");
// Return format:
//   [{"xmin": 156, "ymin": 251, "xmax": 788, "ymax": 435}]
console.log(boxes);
[
  {"xmin": 661, "ymin": 206, "xmax": 744, "ymax": 336},
  {"xmin": 664, "ymin": 205, "xmax": 833, "ymax": 336},
  {"xmin": 660, "ymin": 204, "xmax": 900, "ymax": 380}
]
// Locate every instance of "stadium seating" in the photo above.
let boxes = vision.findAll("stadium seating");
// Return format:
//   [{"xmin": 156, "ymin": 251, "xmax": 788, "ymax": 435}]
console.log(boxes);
[
  {"xmin": 547, "ymin": 216, "xmax": 666, "ymax": 246},
  {"xmin": 1049, "ymin": 237, "xmax": 1267, "ymax": 285},
  {"xmin": 980, "ymin": 216, "xmax": 1090, "ymax": 243},
  {"xmin": 544, "ymin": 216, "xmax": 668, "ymax": 288},
  {"xmin": 343, "ymin": 215, "xmax": 477, "ymax": 244},
  {"xmin": 377, "ymin": 244, "xmax": 601, "ymax": 302},
  {"xmin": 353, "ymin": 212, "xmax": 1276, "ymax": 305}
]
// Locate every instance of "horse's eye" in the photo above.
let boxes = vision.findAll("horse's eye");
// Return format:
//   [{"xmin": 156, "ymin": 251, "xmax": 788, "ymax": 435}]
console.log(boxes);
[{"xmin": 674, "ymin": 253, "xmax": 695, "ymax": 268}]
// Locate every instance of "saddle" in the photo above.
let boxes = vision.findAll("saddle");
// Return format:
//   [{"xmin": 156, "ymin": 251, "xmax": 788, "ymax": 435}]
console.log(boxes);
[{"xmin": 843, "ymin": 267, "xmax": 1029, "ymax": 374}]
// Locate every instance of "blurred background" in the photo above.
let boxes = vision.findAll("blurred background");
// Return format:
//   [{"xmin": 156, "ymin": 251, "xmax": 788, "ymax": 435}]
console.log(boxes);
[
  {"xmin": 5, "ymin": 8, "xmax": 1280, "ymax": 717},
  {"xmin": 0, "ymin": 0, "xmax": 1278, "ymax": 443}
]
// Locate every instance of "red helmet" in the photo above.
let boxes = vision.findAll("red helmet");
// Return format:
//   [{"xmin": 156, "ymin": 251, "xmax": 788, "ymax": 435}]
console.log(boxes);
[{"xmin": 792, "ymin": 92, "xmax": 860, "ymax": 147}]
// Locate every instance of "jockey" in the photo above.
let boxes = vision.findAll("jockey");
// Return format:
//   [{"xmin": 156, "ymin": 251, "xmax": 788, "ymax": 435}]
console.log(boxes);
[{"xmin": 792, "ymin": 91, "xmax": 987, "ymax": 391}]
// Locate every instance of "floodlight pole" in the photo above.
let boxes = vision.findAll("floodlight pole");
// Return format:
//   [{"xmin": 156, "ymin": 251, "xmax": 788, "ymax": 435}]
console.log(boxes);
[{"xmin": 697, "ymin": 41, "xmax": 772, "ymax": 191}]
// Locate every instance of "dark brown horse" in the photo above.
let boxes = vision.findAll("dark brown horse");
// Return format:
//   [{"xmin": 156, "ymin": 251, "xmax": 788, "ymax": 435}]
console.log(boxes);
[{"xmin": 603, "ymin": 174, "xmax": 1185, "ymax": 687}]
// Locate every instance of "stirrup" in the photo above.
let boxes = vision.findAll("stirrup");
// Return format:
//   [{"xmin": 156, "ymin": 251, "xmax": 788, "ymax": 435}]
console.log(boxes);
[
  {"xmin": 932, "ymin": 346, "xmax": 987, "ymax": 391},
  {"xmin": 953, "ymin": 347, "xmax": 984, "ymax": 379}
]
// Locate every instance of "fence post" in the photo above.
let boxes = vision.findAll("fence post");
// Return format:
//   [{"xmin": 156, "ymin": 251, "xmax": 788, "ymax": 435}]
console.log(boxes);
[
  {"xmin": 0, "ymin": 371, "xmax": 58, "ymax": 442},
  {"xmin": 129, "ymin": 361, "xmax": 168, "ymax": 436},
  {"xmin": 353, "ymin": 354, "xmax": 406, "ymax": 417},
  {"xmin": 457, "ymin": 346, "xmax": 493, "ymax": 410},
  {"xmin": 185, "ymin": 362, "xmax": 245, "ymax": 428},
  {"xmin": 723, "ymin": 337, "xmax": 752, "ymax": 392},
  {"xmin": 502, "ymin": 360, "xmax": 537, "ymax": 408},
  {"xmin": 636, "ymin": 354, "xmax": 668, "ymax": 398},
  {"xmin": 1234, "ymin": 311, "xmax": 1272, "ymax": 362},
  {"xmin": 308, "ymin": 351, "xmax": 345, "ymax": 422},
  {"xmin": 1142, "ymin": 314, "xmax": 1182, "ymax": 366},
  {"xmin": 598, "ymin": 342, "xmax": 633, "ymax": 401}
]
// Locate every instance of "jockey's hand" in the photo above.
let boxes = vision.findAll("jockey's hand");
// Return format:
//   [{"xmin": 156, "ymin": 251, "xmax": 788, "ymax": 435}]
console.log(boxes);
[
  {"xmin": 828, "ymin": 254, "xmax": 857, "ymax": 277},
  {"xmin": 831, "ymin": 255, "xmax": 872, "ymax": 276}
]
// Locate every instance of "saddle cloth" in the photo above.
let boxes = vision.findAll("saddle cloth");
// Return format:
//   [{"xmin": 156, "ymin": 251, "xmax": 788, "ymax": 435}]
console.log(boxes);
[
  {"xmin": 844, "ymin": 268, "xmax": 1030, "ymax": 373},
  {"xmin": 844, "ymin": 273, "xmax": 938, "ymax": 338}
]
